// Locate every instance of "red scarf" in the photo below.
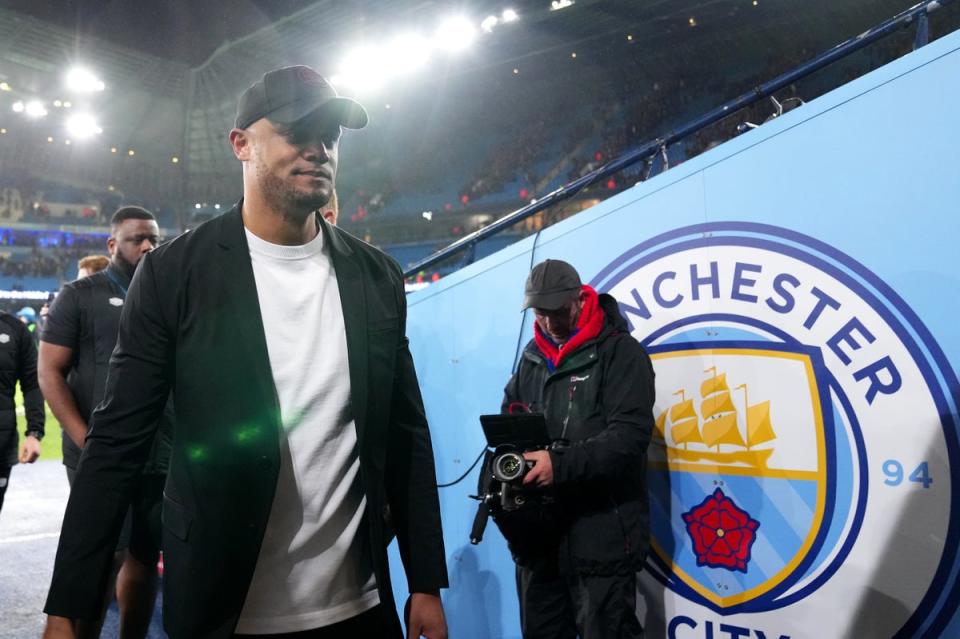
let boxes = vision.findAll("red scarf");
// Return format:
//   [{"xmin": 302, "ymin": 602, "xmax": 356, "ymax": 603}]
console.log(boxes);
[{"xmin": 533, "ymin": 285, "xmax": 604, "ymax": 370}]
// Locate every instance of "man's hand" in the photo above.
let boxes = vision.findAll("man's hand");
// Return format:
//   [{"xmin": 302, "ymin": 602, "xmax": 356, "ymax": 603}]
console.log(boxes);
[
  {"xmin": 42, "ymin": 615, "xmax": 78, "ymax": 639},
  {"xmin": 39, "ymin": 341, "xmax": 89, "ymax": 449},
  {"xmin": 407, "ymin": 591, "xmax": 447, "ymax": 639},
  {"xmin": 19, "ymin": 434, "xmax": 41, "ymax": 464},
  {"xmin": 522, "ymin": 450, "xmax": 554, "ymax": 487}
]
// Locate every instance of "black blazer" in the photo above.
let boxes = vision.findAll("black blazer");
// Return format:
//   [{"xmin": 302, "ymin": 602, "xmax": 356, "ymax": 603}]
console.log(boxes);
[{"xmin": 45, "ymin": 204, "xmax": 448, "ymax": 638}]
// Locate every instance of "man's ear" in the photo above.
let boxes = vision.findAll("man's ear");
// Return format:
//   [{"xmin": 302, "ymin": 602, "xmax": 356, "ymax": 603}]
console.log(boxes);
[
  {"xmin": 229, "ymin": 128, "xmax": 251, "ymax": 161},
  {"xmin": 106, "ymin": 236, "xmax": 117, "ymax": 257}
]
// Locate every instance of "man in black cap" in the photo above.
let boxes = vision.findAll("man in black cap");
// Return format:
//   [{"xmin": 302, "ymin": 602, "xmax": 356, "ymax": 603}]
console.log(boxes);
[
  {"xmin": 501, "ymin": 259, "xmax": 655, "ymax": 638},
  {"xmin": 44, "ymin": 66, "xmax": 447, "ymax": 639}
]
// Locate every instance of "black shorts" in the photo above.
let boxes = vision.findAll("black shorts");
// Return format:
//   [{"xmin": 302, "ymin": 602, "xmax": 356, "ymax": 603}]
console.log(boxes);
[{"xmin": 66, "ymin": 467, "xmax": 165, "ymax": 563}]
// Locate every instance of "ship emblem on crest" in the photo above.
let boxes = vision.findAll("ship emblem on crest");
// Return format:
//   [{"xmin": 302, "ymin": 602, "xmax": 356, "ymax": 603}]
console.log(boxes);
[{"xmin": 656, "ymin": 366, "xmax": 776, "ymax": 468}]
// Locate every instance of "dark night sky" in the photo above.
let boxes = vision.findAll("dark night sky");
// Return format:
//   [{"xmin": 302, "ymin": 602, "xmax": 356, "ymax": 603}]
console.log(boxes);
[{"xmin": 0, "ymin": 0, "xmax": 321, "ymax": 64}]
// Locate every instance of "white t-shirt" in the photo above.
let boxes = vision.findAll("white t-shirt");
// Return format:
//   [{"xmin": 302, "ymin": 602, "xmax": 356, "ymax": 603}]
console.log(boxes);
[{"xmin": 235, "ymin": 226, "xmax": 378, "ymax": 634}]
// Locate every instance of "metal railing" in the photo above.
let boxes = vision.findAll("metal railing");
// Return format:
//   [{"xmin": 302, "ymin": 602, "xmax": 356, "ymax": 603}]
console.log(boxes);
[{"xmin": 403, "ymin": 0, "xmax": 953, "ymax": 279}]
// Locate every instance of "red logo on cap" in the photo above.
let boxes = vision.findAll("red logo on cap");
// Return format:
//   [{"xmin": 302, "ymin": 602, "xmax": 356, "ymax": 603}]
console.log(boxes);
[{"xmin": 296, "ymin": 67, "xmax": 324, "ymax": 86}]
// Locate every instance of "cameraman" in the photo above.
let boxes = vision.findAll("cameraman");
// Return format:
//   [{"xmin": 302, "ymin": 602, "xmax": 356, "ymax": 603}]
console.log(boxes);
[{"xmin": 502, "ymin": 259, "xmax": 655, "ymax": 639}]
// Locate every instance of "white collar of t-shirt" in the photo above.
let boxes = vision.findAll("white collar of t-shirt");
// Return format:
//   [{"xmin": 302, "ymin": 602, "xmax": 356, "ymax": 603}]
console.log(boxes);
[{"xmin": 244, "ymin": 224, "xmax": 325, "ymax": 260}]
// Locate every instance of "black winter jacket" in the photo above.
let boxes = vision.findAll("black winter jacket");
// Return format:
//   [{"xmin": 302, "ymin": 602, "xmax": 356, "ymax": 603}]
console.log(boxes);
[
  {"xmin": 0, "ymin": 311, "xmax": 45, "ymax": 467},
  {"xmin": 502, "ymin": 293, "xmax": 655, "ymax": 575}
]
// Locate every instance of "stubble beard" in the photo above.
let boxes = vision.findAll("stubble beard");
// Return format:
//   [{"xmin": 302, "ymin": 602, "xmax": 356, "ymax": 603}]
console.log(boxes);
[
  {"xmin": 256, "ymin": 161, "xmax": 331, "ymax": 222},
  {"xmin": 113, "ymin": 251, "xmax": 140, "ymax": 278}
]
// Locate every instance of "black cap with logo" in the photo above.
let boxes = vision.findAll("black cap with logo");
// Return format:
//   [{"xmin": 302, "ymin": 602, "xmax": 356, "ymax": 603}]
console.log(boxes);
[
  {"xmin": 522, "ymin": 259, "xmax": 583, "ymax": 311},
  {"xmin": 235, "ymin": 65, "xmax": 368, "ymax": 131}
]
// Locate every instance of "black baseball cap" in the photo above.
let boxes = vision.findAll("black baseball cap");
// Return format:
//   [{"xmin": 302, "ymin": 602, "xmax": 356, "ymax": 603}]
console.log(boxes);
[
  {"xmin": 522, "ymin": 259, "xmax": 582, "ymax": 311},
  {"xmin": 234, "ymin": 65, "xmax": 368, "ymax": 131}
]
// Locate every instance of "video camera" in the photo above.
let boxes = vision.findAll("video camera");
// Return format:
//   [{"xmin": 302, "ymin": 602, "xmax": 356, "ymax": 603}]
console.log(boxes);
[{"xmin": 469, "ymin": 413, "xmax": 567, "ymax": 545}]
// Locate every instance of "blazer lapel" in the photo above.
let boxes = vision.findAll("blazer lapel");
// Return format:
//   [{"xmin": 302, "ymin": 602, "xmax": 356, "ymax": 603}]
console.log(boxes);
[
  {"xmin": 323, "ymin": 219, "xmax": 369, "ymax": 449},
  {"xmin": 216, "ymin": 204, "xmax": 283, "ymax": 428}
]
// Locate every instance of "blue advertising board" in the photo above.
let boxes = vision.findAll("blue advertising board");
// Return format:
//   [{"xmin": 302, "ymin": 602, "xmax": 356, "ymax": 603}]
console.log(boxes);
[{"xmin": 391, "ymin": 28, "xmax": 960, "ymax": 638}]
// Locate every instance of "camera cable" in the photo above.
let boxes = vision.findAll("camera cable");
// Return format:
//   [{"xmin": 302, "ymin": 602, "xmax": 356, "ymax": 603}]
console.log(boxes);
[
  {"xmin": 436, "ymin": 446, "xmax": 487, "ymax": 488},
  {"xmin": 439, "ymin": 229, "xmax": 544, "ymax": 490}
]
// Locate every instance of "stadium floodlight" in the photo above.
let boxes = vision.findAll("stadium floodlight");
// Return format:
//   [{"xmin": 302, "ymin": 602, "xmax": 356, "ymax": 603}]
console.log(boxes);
[
  {"xmin": 337, "ymin": 46, "xmax": 386, "ymax": 92},
  {"xmin": 550, "ymin": 0, "xmax": 575, "ymax": 10},
  {"xmin": 384, "ymin": 33, "xmax": 431, "ymax": 74},
  {"xmin": 501, "ymin": 9, "xmax": 519, "ymax": 22},
  {"xmin": 0, "ymin": 82, "xmax": 11, "ymax": 91},
  {"xmin": 11, "ymin": 101, "xmax": 24, "ymax": 113},
  {"xmin": 480, "ymin": 15, "xmax": 499, "ymax": 32},
  {"xmin": 65, "ymin": 113, "xmax": 103, "ymax": 139},
  {"xmin": 66, "ymin": 67, "xmax": 106, "ymax": 93},
  {"xmin": 434, "ymin": 16, "xmax": 476, "ymax": 53},
  {"xmin": 25, "ymin": 101, "xmax": 48, "ymax": 118}
]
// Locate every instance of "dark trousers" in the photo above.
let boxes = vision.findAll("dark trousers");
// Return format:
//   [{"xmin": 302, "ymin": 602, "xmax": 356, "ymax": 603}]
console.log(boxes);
[
  {"xmin": 232, "ymin": 604, "xmax": 398, "ymax": 639},
  {"xmin": 66, "ymin": 466, "xmax": 165, "ymax": 562},
  {"xmin": 0, "ymin": 465, "xmax": 10, "ymax": 514},
  {"xmin": 516, "ymin": 557, "xmax": 643, "ymax": 639}
]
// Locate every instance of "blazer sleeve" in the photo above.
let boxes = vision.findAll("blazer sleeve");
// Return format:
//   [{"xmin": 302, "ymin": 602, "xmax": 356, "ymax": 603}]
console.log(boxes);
[
  {"xmin": 44, "ymin": 250, "xmax": 174, "ymax": 619},
  {"xmin": 383, "ymin": 267, "xmax": 449, "ymax": 593}
]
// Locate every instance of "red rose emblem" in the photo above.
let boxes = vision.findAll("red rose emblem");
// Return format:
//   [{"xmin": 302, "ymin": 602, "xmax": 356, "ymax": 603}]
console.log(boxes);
[{"xmin": 682, "ymin": 488, "xmax": 760, "ymax": 573}]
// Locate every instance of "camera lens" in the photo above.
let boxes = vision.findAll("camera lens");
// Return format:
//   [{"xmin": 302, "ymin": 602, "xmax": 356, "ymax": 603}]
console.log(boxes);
[
  {"xmin": 501, "ymin": 456, "xmax": 521, "ymax": 476},
  {"xmin": 493, "ymin": 452, "xmax": 526, "ymax": 482}
]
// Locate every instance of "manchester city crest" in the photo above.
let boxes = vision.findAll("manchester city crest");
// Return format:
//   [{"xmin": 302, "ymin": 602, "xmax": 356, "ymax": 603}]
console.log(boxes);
[{"xmin": 593, "ymin": 223, "xmax": 959, "ymax": 638}]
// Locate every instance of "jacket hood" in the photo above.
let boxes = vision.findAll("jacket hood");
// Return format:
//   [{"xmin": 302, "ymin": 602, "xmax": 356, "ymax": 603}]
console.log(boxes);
[{"xmin": 598, "ymin": 292, "xmax": 629, "ymax": 334}]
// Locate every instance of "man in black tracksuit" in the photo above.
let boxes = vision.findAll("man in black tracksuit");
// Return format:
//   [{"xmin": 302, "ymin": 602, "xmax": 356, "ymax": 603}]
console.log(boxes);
[
  {"xmin": 0, "ymin": 309, "xmax": 45, "ymax": 514},
  {"xmin": 502, "ymin": 259, "xmax": 655, "ymax": 639},
  {"xmin": 40, "ymin": 206, "xmax": 173, "ymax": 638}
]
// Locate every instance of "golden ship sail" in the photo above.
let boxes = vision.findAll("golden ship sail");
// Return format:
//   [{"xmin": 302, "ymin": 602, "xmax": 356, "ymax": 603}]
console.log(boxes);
[
  {"xmin": 739, "ymin": 383, "xmax": 776, "ymax": 447},
  {"xmin": 700, "ymin": 369, "xmax": 746, "ymax": 451},
  {"xmin": 653, "ymin": 366, "xmax": 776, "ymax": 467},
  {"xmin": 670, "ymin": 390, "xmax": 702, "ymax": 448}
]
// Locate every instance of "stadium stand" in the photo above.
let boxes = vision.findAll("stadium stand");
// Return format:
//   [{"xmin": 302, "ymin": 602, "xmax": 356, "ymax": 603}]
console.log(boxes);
[{"xmin": 0, "ymin": 1, "xmax": 957, "ymax": 287}]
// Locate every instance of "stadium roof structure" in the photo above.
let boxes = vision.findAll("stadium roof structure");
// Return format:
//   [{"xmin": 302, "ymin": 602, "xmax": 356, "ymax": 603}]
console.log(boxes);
[{"xmin": 0, "ymin": 0, "xmax": 957, "ymax": 214}]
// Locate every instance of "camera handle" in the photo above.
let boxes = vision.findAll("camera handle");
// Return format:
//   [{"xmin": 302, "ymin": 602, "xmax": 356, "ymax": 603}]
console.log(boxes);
[{"xmin": 469, "ymin": 498, "xmax": 491, "ymax": 545}]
